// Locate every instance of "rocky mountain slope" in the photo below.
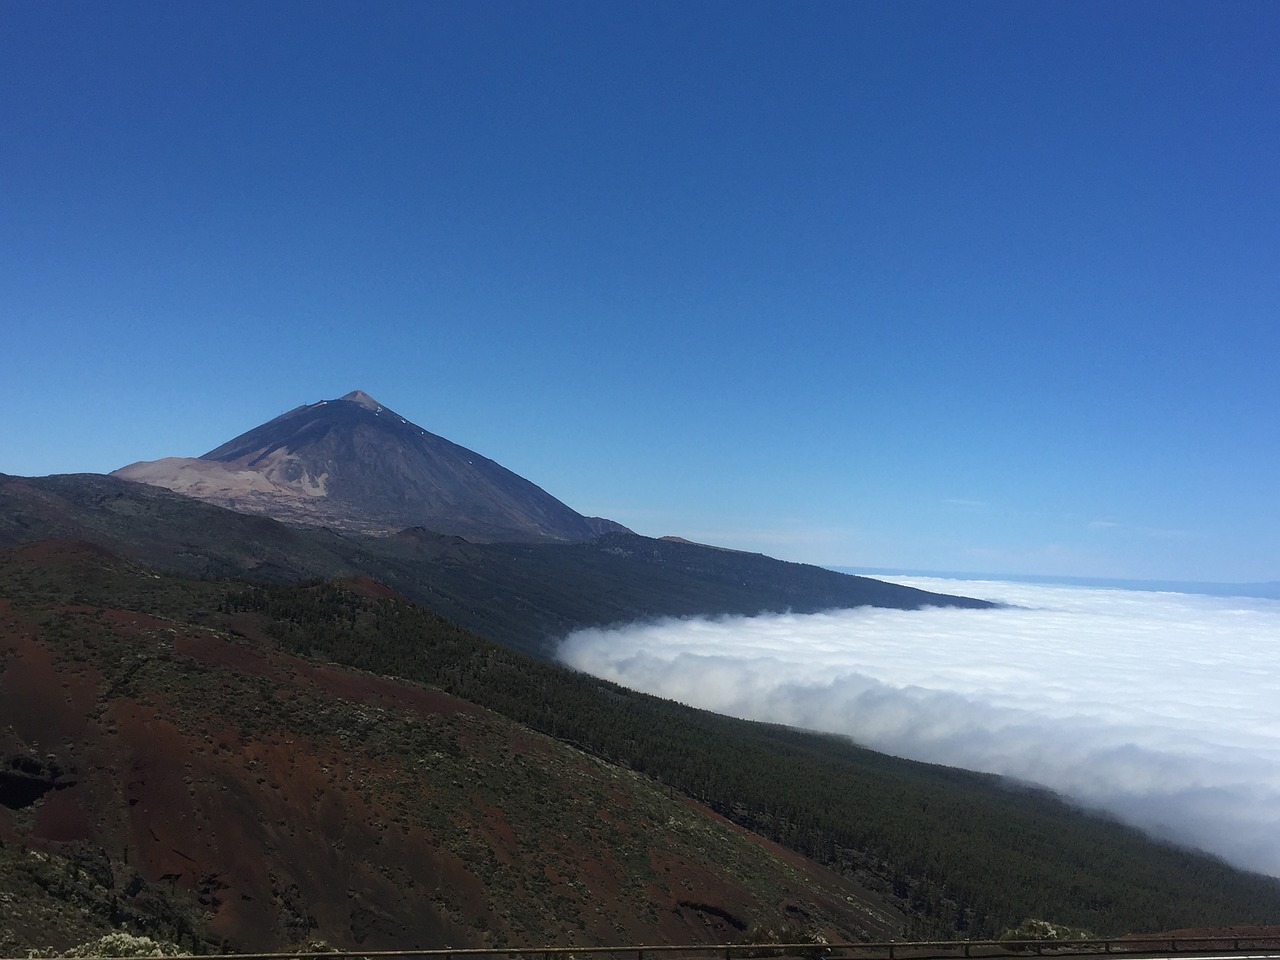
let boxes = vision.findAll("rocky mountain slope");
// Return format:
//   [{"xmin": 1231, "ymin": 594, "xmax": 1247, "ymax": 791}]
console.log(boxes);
[
  {"xmin": 113, "ymin": 391, "xmax": 625, "ymax": 542},
  {"xmin": 0, "ymin": 540, "xmax": 902, "ymax": 953},
  {"xmin": 4, "ymin": 539, "xmax": 1279, "ymax": 956}
]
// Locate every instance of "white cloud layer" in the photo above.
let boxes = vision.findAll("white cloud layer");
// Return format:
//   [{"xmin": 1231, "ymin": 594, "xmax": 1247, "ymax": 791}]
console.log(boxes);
[{"xmin": 556, "ymin": 578, "xmax": 1280, "ymax": 878}]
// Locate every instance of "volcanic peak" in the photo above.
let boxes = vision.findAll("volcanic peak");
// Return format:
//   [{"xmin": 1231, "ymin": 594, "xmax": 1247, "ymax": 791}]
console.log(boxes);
[
  {"xmin": 338, "ymin": 389, "xmax": 383, "ymax": 412},
  {"xmin": 113, "ymin": 391, "xmax": 627, "ymax": 542}
]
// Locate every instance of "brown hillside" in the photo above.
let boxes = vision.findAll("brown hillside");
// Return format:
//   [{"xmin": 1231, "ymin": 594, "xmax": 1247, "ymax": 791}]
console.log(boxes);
[{"xmin": 0, "ymin": 543, "xmax": 904, "ymax": 954}]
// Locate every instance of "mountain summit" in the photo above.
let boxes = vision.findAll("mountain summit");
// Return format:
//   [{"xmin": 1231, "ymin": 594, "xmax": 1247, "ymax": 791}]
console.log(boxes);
[{"xmin": 113, "ymin": 391, "xmax": 626, "ymax": 541}]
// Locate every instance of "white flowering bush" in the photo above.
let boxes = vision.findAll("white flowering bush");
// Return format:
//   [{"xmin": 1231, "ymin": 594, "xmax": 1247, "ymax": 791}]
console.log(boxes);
[
  {"xmin": 57, "ymin": 933, "xmax": 185, "ymax": 958},
  {"xmin": 999, "ymin": 919, "xmax": 1095, "ymax": 942}
]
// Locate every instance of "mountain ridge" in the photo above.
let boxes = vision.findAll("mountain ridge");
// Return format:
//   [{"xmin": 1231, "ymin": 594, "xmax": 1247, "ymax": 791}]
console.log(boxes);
[
  {"xmin": 0, "ymin": 472, "xmax": 994, "ymax": 658},
  {"xmin": 114, "ymin": 390, "xmax": 626, "ymax": 542},
  {"xmin": 4, "ymin": 395, "xmax": 1280, "ymax": 950}
]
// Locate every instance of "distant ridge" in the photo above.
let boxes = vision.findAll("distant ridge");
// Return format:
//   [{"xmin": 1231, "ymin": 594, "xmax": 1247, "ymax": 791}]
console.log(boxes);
[
  {"xmin": 114, "ymin": 390, "xmax": 628, "ymax": 542},
  {"xmin": 0, "ymin": 472, "xmax": 995, "ymax": 658}
]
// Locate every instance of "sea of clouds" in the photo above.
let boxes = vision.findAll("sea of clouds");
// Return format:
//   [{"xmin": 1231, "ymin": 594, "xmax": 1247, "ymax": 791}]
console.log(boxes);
[{"xmin": 556, "ymin": 578, "xmax": 1280, "ymax": 878}]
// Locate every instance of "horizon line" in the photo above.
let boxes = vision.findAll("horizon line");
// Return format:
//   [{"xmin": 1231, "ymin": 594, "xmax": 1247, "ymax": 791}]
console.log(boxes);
[{"xmin": 832, "ymin": 566, "xmax": 1280, "ymax": 601}]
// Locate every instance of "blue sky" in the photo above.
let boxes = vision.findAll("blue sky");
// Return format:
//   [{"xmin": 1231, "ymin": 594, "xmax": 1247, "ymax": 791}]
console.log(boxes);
[{"xmin": 3, "ymin": 1, "xmax": 1277, "ymax": 582}]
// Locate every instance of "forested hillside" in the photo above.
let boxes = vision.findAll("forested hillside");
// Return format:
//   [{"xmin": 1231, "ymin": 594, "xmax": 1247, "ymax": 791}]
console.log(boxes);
[
  {"xmin": 6, "ymin": 539, "xmax": 1278, "ymax": 946},
  {"xmin": 0, "ymin": 542, "xmax": 908, "ymax": 952},
  {"xmin": 223, "ymin": 579, "xmax": 1280, "ymax": 937},
  {"xmin": 0, "ymin": 473, "xmax": 991, "ymax": 659}
]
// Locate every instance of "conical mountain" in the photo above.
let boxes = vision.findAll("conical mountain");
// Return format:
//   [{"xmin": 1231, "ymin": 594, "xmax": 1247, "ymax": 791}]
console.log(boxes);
[{"xmin": 113, "ymin": 390, "xmax": 627, "ymax": 541}]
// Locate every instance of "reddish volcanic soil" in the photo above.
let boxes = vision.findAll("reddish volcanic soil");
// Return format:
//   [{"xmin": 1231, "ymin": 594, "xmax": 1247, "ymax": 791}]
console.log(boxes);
[
  {"xmin": 0, "ymin": 598, "xmax": 496, "ymax": 949},
  {"xmin": 0, "ymin": 545, "xmax": 905, "ymax": 952}
]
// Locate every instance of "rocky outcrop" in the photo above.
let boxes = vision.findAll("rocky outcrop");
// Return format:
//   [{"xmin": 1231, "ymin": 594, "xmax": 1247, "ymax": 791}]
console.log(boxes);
[{"xmin": 0, "ymin": 753, "xmax": 78, "ymax": 810}]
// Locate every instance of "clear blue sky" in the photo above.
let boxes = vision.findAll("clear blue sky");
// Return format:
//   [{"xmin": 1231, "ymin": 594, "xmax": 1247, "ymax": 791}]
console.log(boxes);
[{"xmin": 3, "ymin": 1, "xmax": 1277, "ymax": 582}]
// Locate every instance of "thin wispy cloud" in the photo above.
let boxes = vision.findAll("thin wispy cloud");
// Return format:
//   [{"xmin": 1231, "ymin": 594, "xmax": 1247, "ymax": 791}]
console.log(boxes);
[
  {"xmin": 1086, "ymin": 518, "xmax": 1193, "ymax": 540},
  {"xmin": 557, "ymin": 579, "xmax": 1280, "ymax": 878}
]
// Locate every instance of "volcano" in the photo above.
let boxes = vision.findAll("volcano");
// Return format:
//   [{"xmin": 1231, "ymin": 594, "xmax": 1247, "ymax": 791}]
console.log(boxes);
[{"xmin": 113, "ymin": 390, "xmax": 626, "ymax": 541}]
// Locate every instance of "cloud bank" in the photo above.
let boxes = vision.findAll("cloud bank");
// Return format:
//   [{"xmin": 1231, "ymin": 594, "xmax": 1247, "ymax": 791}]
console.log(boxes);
[{"xmin": 556, "ymin": 578, "xmax": 1280, "ymax": 877}]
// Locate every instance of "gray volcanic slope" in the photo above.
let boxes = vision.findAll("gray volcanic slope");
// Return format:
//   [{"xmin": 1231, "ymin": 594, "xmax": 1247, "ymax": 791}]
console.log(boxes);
[{"xmin": 114, "ymin": 390, "xmax": 626, "ymax": 541}]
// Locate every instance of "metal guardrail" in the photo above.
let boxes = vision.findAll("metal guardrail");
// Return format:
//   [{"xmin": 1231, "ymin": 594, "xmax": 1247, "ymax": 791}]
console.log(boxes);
[{"xmin": 15, "ymin": 936, "xmax": 1280, "ymax": 960}]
